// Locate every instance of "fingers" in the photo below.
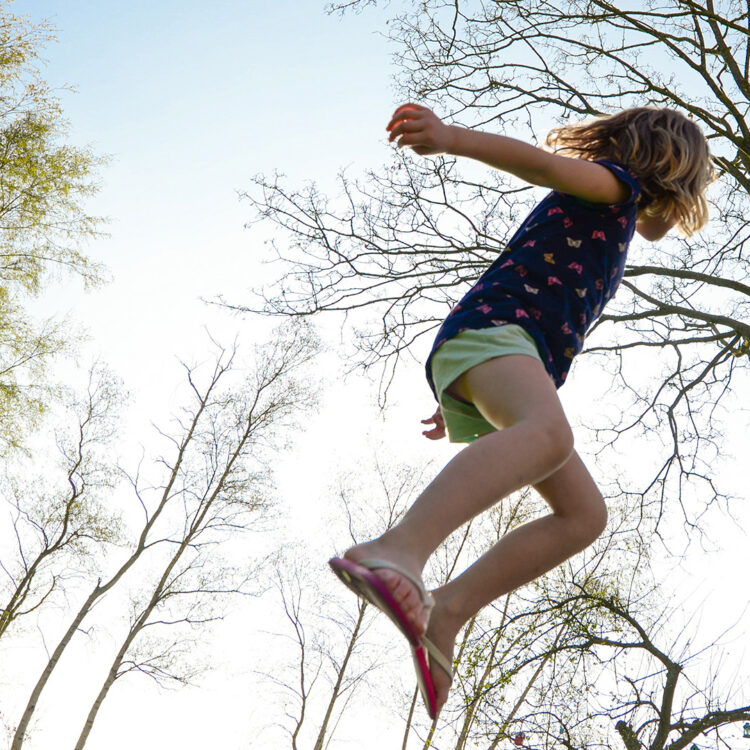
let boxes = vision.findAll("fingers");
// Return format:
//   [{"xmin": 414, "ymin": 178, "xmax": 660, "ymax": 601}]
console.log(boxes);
[
  {"xmin": 386, "ymin": 104, "xmax": 448, "ymax": 156},
  {"xmin": 387, "ymin": 118, "xmax": 424, "ymax": 144},
  {"xmin": 393, "ymin": 133, "xmax": 428, "ymax": 151},
  {"xmin": 390, "ymin": 128, "xmax": 435, "ymax": 152},
  {"xmin": 421, "ymin": 408, "xmax": 442, "ymax": 426},
  {"xmin": 386, "ymin": 115, "xmax": 424, "ymax": 139},
  {"xmin": 394, "ymin": 102, "xmax": 427, "ymax": 113},
  {"xmin": 386, "ymin": 103, "xmax": 429, "ymax": 132},
  {"xmin": 421, "ymin": 411, "xmax": 442, "ymax": 439},
  {"xmin": 391, "ymin": 102, "xmax": 428, "ymax": 119},
  {"xmin": 422, "ymin": 412, "xmax": 446, "ymax": 440}
]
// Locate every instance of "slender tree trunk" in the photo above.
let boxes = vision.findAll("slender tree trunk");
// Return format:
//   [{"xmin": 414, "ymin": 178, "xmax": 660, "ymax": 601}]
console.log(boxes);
[
  {"xmin": 10, "ymin": 376, "xmax": 218, "ymax": 749},
  {"xmin": 73, "ymin": 618, "xmax": 143, "ymax": 750},
  {"xmin": 73, "ymin": 403, "xmax": 258, "ymax": 747},
  {"xmin": 11, "ymin": 497, "xmax": 177, "ymax": 750},
  {"xmin": 454, "ymin": 626, "xmax": 504, "ymax": 750},
  {"xmin": 401, "ymin": 689, "xmax": 418, "ymax": 750},
  {"xmin": 1, "ymin": 475, "xmax": 85, "ymax": 641},
  {"xmin": 73, "ymin": 527, "xmax": 199, "ymax": 748},
  {"xmin": 11, "ymin": 583, "xmax": 102, "ymax": 750},
  {"xmin": 313, "ymin": 601, "xmax": 367, "ymax": 750},
  {"xmin": 0, "ymin": 563, "xmax": 39, "ymax": 640},
  {"xmin": 486, "ymin": 652, "xmax": 551, "ymax": 750}
]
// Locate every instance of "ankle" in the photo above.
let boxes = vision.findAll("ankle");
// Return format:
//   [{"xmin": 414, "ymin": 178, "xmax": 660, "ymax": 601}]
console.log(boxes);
[
  {"xmin": 372, "ymin": 526, "xmax": 420, "ymax": 566},
  {"xmin": 432, "ymin": 585, "xmax": 472, "ymax": 634},
  {"xmin": 386, "ymin": 520, "xmax": 442, "ymax": 569},
  {"xmin": 347, "ymin": 528, "xmax": 428, "ymax": 573}
]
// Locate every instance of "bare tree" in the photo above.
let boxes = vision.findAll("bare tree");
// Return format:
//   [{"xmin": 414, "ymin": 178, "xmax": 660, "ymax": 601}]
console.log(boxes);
[
  {"xmin": 226, "ymin": 6, "xmax": 750, "ymax": 744},
  {"xmin": 0, "ymin": 363, "xmax": 122, "ymax": 643},
  {"xmin": 9, "ymin": 323, "xmax": 318, "ymax": 750},
  {"xmin": 260, "ymin": 455, "xmax": 436, "ymax": 749},
  {"xmin": 502, "ymin": 571, "xmax": 750, "ymax": 750},
  {"xmin": 265, "ymin": 554, "xmax": 375, "ymax": 750},
  {"xmin": 402, "ymin": 497, "xmax": 750, "ymax": 750},
  {"xmin": 250, "ymin": 435, "xmax": 750, "ymax": 750},
  {"xmin": 233, "ymin": 0, "xmax": 750, "ymax": 525},
  {"xmin": 262, "ymin": 458, "xmax": 579, "ymax": 750}
]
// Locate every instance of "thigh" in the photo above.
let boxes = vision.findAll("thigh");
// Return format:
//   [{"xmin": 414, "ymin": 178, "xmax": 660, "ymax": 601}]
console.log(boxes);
[{"xmin": 452, "ymin": 353, "xmax": 566, "ymax": 430}]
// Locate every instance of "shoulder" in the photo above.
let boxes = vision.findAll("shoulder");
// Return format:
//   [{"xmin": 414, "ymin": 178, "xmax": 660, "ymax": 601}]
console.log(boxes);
[{"xmin": 595, "ymin": 160, "xmax": 641, "ymax": 205}]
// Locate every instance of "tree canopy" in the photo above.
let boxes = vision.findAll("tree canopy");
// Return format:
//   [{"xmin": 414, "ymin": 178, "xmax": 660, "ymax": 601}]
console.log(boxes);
[{"xmin": 0, "ymin": 3, "xmax": 104, "ymax": 450}]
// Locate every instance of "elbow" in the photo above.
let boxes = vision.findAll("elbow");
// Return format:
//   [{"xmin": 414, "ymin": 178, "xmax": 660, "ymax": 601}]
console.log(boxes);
[
  {"xmin": 636, "ymin": 222, "xmax": 667, "ymax": 242},
  {"xmin": 635, "ymin": 213, "xmax": 676, "ymax": 242}
]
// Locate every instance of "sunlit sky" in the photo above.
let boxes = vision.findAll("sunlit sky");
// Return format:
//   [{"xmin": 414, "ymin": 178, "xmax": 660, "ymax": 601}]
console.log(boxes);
[
  {"xmin": 5, "ymin": 1, "xmax": 750, "ymax": 749},
  {"xmin": 27, "ymin": 0, "xmax": 396, "ymax": 400}
]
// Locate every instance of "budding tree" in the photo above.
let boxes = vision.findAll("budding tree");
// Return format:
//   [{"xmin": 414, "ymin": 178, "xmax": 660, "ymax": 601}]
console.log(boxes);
[
  {"xmin": 0, "ymin": 364, "xmax": 122, "ymax": 643},
  {"xmin": 0, "ymin": 3, "xmax": 105, "ymax": 449},
  {"xmin": 8, "ymin": 323, "xmax": 318, "ymax": 750}
]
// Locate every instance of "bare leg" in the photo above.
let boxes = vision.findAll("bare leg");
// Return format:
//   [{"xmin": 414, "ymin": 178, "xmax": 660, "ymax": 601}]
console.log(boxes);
[
  {"xmin": 425, "ymin": 451, "xmax": 607, "ymax": 711},
  {"xmin": 345, "ymin": 354, "xmax": 578, "ymax": 632},
  {"xmin": 344, "ymin": 353, "xmax": 608, "ymax": 714}
]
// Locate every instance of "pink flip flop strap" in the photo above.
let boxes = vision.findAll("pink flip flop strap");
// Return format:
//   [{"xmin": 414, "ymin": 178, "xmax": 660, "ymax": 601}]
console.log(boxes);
[{"xmin": 421, "ymin": 636, "xmax": 453, "ymax": 681}]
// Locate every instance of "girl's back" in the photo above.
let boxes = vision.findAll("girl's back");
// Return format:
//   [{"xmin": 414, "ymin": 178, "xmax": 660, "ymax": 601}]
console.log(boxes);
[{"xmin": 427, "ymin": 159, "xmax": 641, "ymax": 389}]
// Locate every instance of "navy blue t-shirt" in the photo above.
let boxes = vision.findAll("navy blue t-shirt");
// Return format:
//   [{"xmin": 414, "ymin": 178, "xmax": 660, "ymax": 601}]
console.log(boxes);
[{"xmin": 426, "ymin": 160, "xmax": 641, "ymax": 397}]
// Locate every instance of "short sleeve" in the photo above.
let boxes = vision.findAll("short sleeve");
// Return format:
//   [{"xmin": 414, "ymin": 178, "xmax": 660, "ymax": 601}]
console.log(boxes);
[{"xmin": 596, "ymin": 160, "xmax": 642, "ymax": 207}]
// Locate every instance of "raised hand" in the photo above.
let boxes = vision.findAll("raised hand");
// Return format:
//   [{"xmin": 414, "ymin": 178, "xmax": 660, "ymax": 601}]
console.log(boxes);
[{"xmin": 386, "ymin": 103, "xmax": 455, "ymax": 156}]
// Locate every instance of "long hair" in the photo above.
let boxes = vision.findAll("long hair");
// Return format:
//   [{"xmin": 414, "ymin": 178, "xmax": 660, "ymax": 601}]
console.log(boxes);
[{"xmin": 546, "ymin": 107, "xmax": 714, "ymax": 235}]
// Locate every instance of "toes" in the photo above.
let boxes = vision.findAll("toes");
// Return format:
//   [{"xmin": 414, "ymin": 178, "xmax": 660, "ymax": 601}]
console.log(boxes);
[
  {"xmin": 403, "ymin": 592, "xmax": 428, "ymax": 632},
  {"xmin": 389, "ymin": 571, "xmax": 409, "ymax": 601},
  {"xmin": 382, "ymin": 569, "xmax": 415, "ymax": 606},
  {"xmin": 377, "ymin": 569, "xmax": 427, "ymax": 633},
  {"xmin": 380, "ymin": 569, "xmax": 405, "ymax": 601}
]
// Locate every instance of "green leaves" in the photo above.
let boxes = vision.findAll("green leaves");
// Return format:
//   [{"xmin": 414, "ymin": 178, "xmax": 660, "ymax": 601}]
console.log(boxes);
[{"xmin": 0, "ymin": 3, "xmax": 105, "ymax": 451}]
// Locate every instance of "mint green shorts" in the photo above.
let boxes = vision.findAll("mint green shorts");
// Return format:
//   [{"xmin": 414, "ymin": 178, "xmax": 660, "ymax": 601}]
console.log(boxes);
[{"xmin": 430, "ymin": 325, "xmax": 544, "ymax": 443}]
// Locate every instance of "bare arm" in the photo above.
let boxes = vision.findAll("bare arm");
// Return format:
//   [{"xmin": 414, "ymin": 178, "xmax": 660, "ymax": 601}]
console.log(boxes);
[
  {"xmin": 387, "ymin": 104, "xmax": 630, "ymax": 205},
  {"xmin": 448, "ymin": 128, "xmax": 631, "ymax": 205}
]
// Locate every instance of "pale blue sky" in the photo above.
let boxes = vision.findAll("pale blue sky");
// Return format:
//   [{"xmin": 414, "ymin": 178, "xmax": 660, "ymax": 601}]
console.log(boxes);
[
  {"xmin": 27, "ymin": 0, "xmax": 395, "ymax": 176},
  {"xmin": 18, "ymin": 0, "xmax": 402, "ymax": 421}
]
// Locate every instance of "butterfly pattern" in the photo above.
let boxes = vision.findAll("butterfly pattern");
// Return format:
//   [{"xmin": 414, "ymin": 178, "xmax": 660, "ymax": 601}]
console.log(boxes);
[{"xmin": 426, "ymin": 161, "xmax": 641, "ymax": 396}]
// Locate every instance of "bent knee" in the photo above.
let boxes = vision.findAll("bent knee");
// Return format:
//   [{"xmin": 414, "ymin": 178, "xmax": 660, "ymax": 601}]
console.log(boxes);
[
  {"xmin": 581, "ymin": 491, "xmax": 608, "ymax": 544},
  {"xmin": 534, "ymin": 417, "xmax": 575, "ymax": 469}
]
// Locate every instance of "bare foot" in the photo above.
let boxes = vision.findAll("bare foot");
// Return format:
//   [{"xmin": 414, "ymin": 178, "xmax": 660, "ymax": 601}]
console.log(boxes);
[{"xmin": 344, "ymin": 537, "xmax": 431, "ymax": 636}]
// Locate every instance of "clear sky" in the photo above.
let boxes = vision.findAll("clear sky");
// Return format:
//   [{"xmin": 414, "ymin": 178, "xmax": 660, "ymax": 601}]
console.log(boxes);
[
  {"xmin": 22, "ymin": 0, "xmax": 400, "ymax": 421},
  {"xmin": 5, "ymin": 2, "xmax": 750, "ymax": 749}
]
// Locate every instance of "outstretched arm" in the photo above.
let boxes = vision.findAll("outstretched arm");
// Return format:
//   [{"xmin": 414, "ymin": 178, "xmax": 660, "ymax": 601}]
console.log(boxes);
[{"xmin": 387, "ymin": 104, "xmax": 630, "ymax": 206}]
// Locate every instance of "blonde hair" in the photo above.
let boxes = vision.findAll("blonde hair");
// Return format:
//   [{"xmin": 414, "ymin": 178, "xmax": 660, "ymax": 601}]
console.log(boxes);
[{"xmin": 546, "ymin": 107, "xmax": 714, "ymax": 235}]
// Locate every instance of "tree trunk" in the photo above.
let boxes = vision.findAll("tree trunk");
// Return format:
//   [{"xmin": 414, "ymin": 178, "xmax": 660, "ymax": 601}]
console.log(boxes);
[
  {"xmin": 313, "ymin": 601, "xmax": 367, "ymax": 750},
  {"xmin": 10, "ymin": 583, "xmax": 102, "ymax": 750},
  {"xmin": 73, "ymin": 622, "xmax": 142, "ymax": 750}
]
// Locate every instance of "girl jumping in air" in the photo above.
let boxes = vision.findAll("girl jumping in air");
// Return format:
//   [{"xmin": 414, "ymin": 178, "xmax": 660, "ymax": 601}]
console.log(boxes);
[{"xmin": 330, "ymin": 104, "xmax": 713, "ymax": 719}]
